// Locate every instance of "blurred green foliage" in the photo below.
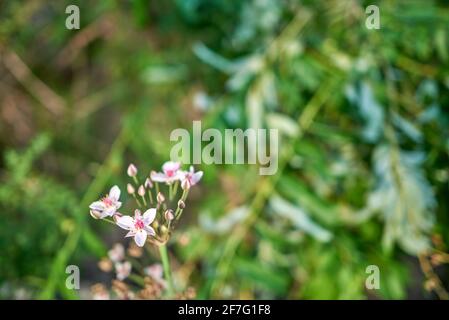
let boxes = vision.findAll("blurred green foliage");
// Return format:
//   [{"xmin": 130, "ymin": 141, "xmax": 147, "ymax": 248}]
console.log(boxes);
[
  {"xmin": 0, "ymin": 135, "xmax": 74, "ymax": 293},
  {"xmin": 0, "ymin": 0, "xmax": 448, "ymax": 299}
]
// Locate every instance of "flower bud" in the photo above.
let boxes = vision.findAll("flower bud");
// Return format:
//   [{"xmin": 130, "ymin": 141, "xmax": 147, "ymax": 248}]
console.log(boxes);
[
  {"xmin": 127, "ymin": 242, "xmax": 143, "ymax": 258},
  {"xmin": 112, "ymin": 213, "xmax": 122, "ymax": 223},
  {"xmin": 160, "ymin": 225, "xmax": 169, "ymax": 235},
  {"xmin": 185, "ymin": 287, "xmax": 196, "ymax": 299},
  {"xmin": 144, "ymin": 178, "xmax": 153, "ymax": 189},
  {"xmin": 164, "ymin": 209, "xmax": 174, "ymax": 221},
  {"xmin": 425, "ymin": 279, "xmax": 437, "ymax": 291},
  {"xmin": 127, "ymin": 164, "xmax": 138, "ymax": 177},
  {"xmin": 181, "ymin": 179, "xmax": 191, "ymax": 190},
  {"xmin": 177, "ymin": 200, "xmax": 185, "ymax": 209},
  {"xmin": 179, "ymin": 234, "xmax": 190, "ymax": 246},
  {"xmin": 157, "ymin": 192, "xmax": 165, "ymax": 204},
  {"xmin": 98, "ymin": 258, "xmax": 113, "ymax": 272},
  {"xmin": 91, "ymin": 283, "xmax": 110, "ymax": 300},
  {"xmin": 431, "ymin": 254, "xmax": 444, "ymax": 266},
  {"xmin": 90, "ymin": 210, "xmax": 101, "ymax": 219},
  {"xmin": 138, "ymin": 185, "xmax": 145, "ymax": 197},
  {"xmin": 127, "ymin": 183, "xmax": 135, "ymax": 194}
]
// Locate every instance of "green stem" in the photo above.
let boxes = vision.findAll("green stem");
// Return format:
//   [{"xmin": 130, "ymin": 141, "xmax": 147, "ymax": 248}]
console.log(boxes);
[
  {"xmin": 169, "ymin": 183, "xmax": 173, "ymax": 201},
  {"xmin": 132, "ymin": 193, "xmax": 142, "ymax": 207},
  {"xmin": 158, "ymin": 244, "xmax": 174, "ymax": 296},
  {"xmin": 128, "ymin": 273, "xmax": 145, "ymax": 287},
  {"xmin": 140, "ymin": 194, "xmax": 147, "ymax": 206},
  {"xmin": 173, "ymin": 181, "xmax": 179, "ymax": 199},
  {"xmin": 147, "ymin": 190, "xmax": 154, "ymax": 205},
  {"xmin": 103, "ymin": 218, "xmax": 116, "ymax": 225}
]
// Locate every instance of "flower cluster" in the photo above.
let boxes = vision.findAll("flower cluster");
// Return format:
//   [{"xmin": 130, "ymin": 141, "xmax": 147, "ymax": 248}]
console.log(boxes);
[
  {"xmin": 92, "ymin": 242, "xmax": 194, "ymax": 300},
  {"xmin": 89, "ymin": 161, "xmax": 202, "ymax": 299},
  {"xmin": 89, "ymin": 161, "xmax": 203, "ymax": 247}
]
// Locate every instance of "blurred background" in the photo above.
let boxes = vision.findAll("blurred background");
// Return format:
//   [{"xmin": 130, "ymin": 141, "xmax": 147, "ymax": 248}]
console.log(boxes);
[{"xmin": 0, "ymin": 0, "xmax": 449, "ymax": 299}]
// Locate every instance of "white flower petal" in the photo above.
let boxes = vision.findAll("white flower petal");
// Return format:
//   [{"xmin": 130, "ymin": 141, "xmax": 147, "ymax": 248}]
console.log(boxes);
[
  {"xmin": 108, "ymin": 244, "xmax": 125, "ymax": 262},
  {"xmin": 163, "ymin": 161, "xmax": 180, "ymax": 172},
  {"xmin": 134, "ymin": 230, "xmax": 147, "ymax": 247},
  {"xmin": 150, "ymin": 172, "xmax": 167, "ymax": 182},
  {"xmin": 134, "ymin": 209, "xmax": 142, "ymax": 220},
  {"xmin": 192, "ymin": 171, "xmax": 203, "ymax": 184},
  {"xmin": 115, "ymin": 201, "xmax": 122, "ymax": 209},
  {"xmin": 89, "ymin": 201, "xmax": 105, "ymax": 211},
  {"xmin": 103, "ymin": 206, "xmax": 117, "ymax": 217},
  {"xmin": 99, "ymin": 210, "xmax": 112, "ymax": 219},
  {"xmin": 125, "ymin": 230, "xmax": 136, "ymax": 238},
  {"xmin": 115, "ymin": 261, "xmax": 131, "ymax": 280},
  {"xmin": 143, "ymin": 208, "xmax": 156, "ymax": 225},
  {"xmin": 116, "ymin": 216, "xmax": 134, "ymax": 230},
  {"xmin": 174, "ymin": 171, "xmax": 184, "ymax": 180},
  {"xmin": 144, "ymin": 264, "xmax": 163, "ymax": 280},
  {"xmin": 123, "ymin": 261, "xmax": 131, "ymax": 272},
  {"xmin": 144, "ymin": 226, "xmax": 156, "ymax": 237},
  {"xmin": 109, "ymin": 185, "xmax": 121, "ymax": 201}
]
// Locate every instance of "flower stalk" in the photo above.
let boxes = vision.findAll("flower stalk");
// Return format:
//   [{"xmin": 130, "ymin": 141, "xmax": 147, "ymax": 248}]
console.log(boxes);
[{"xmin": 158, "ymin": 243, "xmax": 174, "ymax": 296}]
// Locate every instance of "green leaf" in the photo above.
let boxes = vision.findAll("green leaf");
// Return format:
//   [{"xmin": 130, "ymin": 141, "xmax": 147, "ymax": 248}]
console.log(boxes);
[
  {"xmin": 269, "ymin": 195, "xmax": 333, "ymax": 242},
  {"xmin": 234, "ymin": 257, "xmax": 290, "ymax": 296}
]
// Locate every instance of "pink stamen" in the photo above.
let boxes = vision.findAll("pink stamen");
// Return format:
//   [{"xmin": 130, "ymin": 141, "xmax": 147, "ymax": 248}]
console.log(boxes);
[
  {"xmin": 134, "ymin": 219, "xmax": 144, "ymax": 230},
  {"xmin": 102, "ymin": 197, "xmax": 113, "ymax": 207}
]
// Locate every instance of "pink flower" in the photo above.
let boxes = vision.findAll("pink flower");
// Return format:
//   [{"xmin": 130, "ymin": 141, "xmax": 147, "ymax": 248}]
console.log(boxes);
[
  {"xmin": 89, "ymin": 186, "xmax": 122, "ymax": 219},
  {"xmin": 108, "ymin": 243, "xmax": 125, "ymax": 263},
  {"xmin": 91, "ymin": 284, "xmax": 110, "ymax": 300},
  {"xmin": 150, "ymin": 161, "xmax": 182, "ymax": 184},
  {"xmin": 144, "ymin": 264, "xmax": 166, "ymax": 287},
  {"xmin": 144, "ymin": 264, "xmax": 163, "ymax": 280},
  {"xmin": 180, "ymin": 166, "xmax": 203, "ymax": 190},
  {"xmin": 116, "ymin": 209, "xmax": 156, "ymax": 247},
  {"xmin": 115, "ymin": 261, "xmax": 131, "ymax": 280}
]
